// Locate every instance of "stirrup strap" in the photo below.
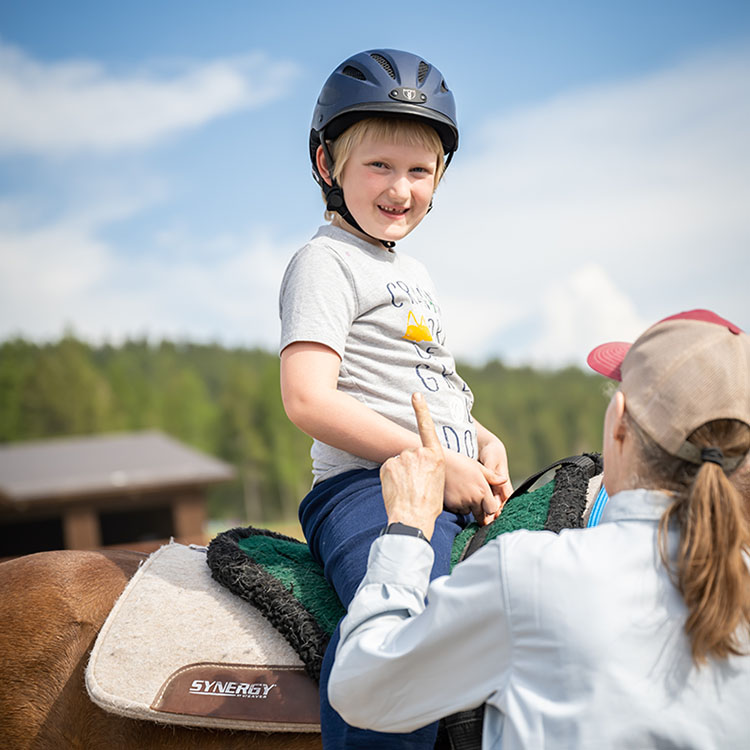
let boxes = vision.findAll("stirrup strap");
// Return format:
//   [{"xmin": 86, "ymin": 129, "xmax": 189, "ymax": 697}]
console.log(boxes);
[{"xmin": 437, "ymin": 706, "xmax": 485, "ymax": 750}]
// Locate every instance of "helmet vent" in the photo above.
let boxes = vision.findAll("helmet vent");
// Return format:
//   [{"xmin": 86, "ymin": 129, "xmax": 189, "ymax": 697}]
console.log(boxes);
[
  {"xmin": 417, "ymin": 61, "xmax": 429, "ymax": 83},
  {"xmin": 370, "ymin": 53, "xmax": 396, "ymax": 79},
  {"xmin": 441, "ymin": 80, "xmax": 449, "ymax": 92},
  {"xmin": 342, "ymin": 65, "xmax": 366, "ymax": 81}
]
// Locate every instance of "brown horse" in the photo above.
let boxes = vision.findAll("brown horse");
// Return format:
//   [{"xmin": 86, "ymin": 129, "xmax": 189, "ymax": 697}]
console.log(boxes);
[{"xmin": 0, "ymin": 549, "xmax": 322, "ymax": 750}]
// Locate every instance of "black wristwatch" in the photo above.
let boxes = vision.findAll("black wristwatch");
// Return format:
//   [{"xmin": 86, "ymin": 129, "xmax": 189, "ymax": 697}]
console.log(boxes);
[{"xmin": 380, "ymin": 522, "xmax": 428, "ymax": 542}]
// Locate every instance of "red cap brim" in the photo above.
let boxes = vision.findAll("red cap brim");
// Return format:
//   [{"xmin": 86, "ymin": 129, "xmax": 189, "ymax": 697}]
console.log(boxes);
[{"xmin": 586, "ymin": 342, "xmax": 631, "ymax": 381}]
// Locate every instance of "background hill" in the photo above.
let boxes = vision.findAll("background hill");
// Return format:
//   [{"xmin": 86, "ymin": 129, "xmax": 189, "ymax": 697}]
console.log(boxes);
[{"xmin": 0, "ymin": 336, "xmax": 610, "ymax": 523}]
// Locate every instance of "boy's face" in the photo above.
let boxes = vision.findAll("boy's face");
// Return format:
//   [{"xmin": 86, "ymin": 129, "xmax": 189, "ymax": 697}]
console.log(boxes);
[{"xmin": 335, "ymin": 134, "xmax": 437, "ymax": 245}]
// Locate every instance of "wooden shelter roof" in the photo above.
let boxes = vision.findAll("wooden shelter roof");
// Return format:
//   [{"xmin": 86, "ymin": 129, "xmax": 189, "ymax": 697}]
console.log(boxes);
[{"xmin": 0, "ymin": 431, "xmax": 235, "ymax": 506}]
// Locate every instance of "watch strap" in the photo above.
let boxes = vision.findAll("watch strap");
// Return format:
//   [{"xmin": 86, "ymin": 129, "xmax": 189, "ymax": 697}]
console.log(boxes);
[{"xmin": 381, "ymin": 522, "xmax": 428, "ymax": 542}]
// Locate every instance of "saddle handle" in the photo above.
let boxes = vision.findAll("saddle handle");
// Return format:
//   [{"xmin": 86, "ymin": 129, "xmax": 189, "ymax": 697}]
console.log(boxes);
[
  {"xmin": 460, "ymin": 453, "xmax": 601, "ymax": 564},
  {"xmin": 507, "ymin": 453, "xmax": 600, "ymax": 501}
]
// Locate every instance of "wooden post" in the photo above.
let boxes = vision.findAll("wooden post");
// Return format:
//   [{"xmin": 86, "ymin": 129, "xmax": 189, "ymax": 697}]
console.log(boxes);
[
  {"xmin": 172, "ymin": 491, "xmax": 206, "ymax": 546},
  {"xmin": 63, "ymin": 506, "xmax": 101, "ymax": 549}
]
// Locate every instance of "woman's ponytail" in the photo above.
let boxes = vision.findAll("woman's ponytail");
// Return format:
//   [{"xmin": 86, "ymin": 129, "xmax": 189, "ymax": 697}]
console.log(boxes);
[
  {"xmin": 627, "ymin": 413, "xmax": 750, "ymax": 664},
  {"xmin": 657, "ymin": 420, "xmax": 750, "ymax": 665}
]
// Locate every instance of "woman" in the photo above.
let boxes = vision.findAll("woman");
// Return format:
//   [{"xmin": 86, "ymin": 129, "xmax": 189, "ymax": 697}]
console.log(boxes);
[{"xmin": 328, "ymin": 309, "xmax": 750, "ymax": 749}]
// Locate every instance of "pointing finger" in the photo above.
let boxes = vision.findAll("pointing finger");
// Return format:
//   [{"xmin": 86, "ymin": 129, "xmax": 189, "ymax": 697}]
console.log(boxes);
[{"xmin": 412, "ymin": 392, "xmax": 441, "ymax": 452}]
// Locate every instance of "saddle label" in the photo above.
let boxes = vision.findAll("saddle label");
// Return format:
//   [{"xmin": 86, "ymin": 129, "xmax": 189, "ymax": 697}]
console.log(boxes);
[
  {"xmin": 189, "ymin": 679, "xmax": 276, "ymax": 698},
  {"xmin": 152, "ymin": 662, "xmax": 320, "ymax": 728}
]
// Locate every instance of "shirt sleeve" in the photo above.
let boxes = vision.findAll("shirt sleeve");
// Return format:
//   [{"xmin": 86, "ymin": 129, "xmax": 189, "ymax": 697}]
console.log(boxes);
[
  {"xmin": 328, "ymin": 534, "xmax": 512, "ymax": 733},
  {"xmin": 279, "ymin": 243, "xmax": 357, "ymax": 357}
]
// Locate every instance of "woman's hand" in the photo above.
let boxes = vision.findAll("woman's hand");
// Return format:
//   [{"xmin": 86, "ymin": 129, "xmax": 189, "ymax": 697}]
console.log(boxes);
[{"xmin": 380, "ymin": 393, "xmax": 446, "ymax": 540}]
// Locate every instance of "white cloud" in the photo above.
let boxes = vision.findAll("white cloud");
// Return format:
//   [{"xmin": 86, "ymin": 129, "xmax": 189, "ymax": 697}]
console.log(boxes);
[
  {"xmin": 0, "ymin": 201, "xmax": 292, "ymax": 348},
  {"xmin": 0, "ymin": 40, "xmax": 298, "ymax": 155},
  {"xmin": 416, "ymin": 46, "xmax": 750, "ymax": 367},
  {"xmin": 513, "ymin": 264, "xmax": 649, "ymax": 367}
]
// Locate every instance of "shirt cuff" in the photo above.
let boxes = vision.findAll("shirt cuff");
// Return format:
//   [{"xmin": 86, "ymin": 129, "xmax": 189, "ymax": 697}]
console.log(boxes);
[
  {"xmin": 364, "ymin": 533, "xmax": 434, "ymax": 589},
  {"xmin": 337, "ymin": 535, "xmax": 434, "ymax": 645}
]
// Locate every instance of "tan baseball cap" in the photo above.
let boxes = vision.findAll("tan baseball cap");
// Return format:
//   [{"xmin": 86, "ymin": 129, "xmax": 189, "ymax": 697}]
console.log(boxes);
[{"xmin": 587, "ymin": 309, "xmax": 750, "ymax": 469}]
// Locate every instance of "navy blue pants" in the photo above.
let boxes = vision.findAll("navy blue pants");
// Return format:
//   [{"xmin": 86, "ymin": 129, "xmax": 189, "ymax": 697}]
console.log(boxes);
[{"xmin": 300, "ymin": 468, "xmax": 469, "ymax": 749}]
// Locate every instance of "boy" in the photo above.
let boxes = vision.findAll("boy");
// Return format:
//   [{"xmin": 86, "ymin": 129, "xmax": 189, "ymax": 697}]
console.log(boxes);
[{"xmin": 279, "ymin": 49, "xmax": 512, "ymax": 749}]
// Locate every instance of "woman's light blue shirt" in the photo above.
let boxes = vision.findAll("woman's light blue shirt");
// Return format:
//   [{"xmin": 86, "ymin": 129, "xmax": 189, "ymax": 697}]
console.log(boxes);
[{"xmin": 330, "ymin": 489, "xmax": 750, "ymax": 749}]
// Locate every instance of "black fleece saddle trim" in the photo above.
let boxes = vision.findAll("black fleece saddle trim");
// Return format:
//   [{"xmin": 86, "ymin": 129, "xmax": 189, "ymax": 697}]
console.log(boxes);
[{"xmin": 207, "ymin": 526, "xmax": 332, "ymax": 682}]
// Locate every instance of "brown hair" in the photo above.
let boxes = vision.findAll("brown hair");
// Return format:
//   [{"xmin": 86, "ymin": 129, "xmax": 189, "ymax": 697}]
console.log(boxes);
[
  {"xmin": 627, "ymin": 412, "xmax": 750, "ymax": 664},
  {"xmin": 322, "ymin": 117, "xmax": 446, "ymax": 220}
]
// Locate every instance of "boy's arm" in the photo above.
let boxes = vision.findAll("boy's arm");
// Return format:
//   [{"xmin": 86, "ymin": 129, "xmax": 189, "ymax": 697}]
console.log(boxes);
[
  {"xmin": 281, "ymin": 341, "xmax": 504, "ymax": 522},
  {"xmin": 281, "ymin": 341, "xmax": 423, "ymax": 463}
]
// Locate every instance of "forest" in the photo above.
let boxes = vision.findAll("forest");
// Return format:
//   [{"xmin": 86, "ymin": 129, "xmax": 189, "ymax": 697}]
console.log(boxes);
[{"xmin": 0, "ymin": 336, "xmax": 612, "ymax": 523}]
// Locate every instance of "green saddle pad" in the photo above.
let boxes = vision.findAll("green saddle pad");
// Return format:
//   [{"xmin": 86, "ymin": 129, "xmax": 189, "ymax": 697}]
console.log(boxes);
[{"xmin": 207, "ymin": 454, "xmax": 601, "ymax": 682}]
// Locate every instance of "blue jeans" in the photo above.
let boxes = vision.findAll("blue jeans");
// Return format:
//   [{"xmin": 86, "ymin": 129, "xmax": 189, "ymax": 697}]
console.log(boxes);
[{"xmin": 300, "ymin": 468, "xmax": 468, "ymax": 749}]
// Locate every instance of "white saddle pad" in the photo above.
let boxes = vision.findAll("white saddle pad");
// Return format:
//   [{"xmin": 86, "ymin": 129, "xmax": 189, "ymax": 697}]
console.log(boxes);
[{"xmin": 86, "ymin": 541, "xmax": 320, "ymax": 732}]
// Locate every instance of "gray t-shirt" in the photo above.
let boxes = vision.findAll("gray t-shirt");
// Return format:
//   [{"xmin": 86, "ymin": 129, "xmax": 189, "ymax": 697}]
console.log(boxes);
[{"xmin": 279, "ymin": 224, "xmax": 477, "ymax": 483}]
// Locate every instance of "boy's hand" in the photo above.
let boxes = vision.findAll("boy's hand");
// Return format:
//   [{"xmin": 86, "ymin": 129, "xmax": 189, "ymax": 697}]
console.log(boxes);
[
  {"xmin": 380, "ymin": 393, "xmax": 445, "ymax": 541},
  {"xmin": 478, "ymin": 437, "xmax": 513, "ymax": 522},
  {"xmin": 443, "ymin": 450, "xmax": 508, "ymax": 526}
]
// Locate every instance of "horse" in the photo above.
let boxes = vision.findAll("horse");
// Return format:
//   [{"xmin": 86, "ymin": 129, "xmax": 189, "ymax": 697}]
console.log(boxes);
[{"xmin": 0, "ymin": 548, "xmax": 322, "ymax": 750}]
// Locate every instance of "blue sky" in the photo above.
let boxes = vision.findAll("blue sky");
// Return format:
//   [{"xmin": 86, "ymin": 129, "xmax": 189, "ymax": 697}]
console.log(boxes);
[{"xmin": 1, "ymin": 1, "xmax": 749, "ymax": 366}]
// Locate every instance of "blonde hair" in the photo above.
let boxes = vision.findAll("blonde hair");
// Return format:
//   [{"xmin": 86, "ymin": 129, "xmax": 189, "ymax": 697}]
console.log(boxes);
[
  {"xmin": 321, "ymin": 117, "xmax": 446, "ymax": 218},
  {"xmin": 627, "ymin": 412, "xmax": 750, "ymax": 665}
]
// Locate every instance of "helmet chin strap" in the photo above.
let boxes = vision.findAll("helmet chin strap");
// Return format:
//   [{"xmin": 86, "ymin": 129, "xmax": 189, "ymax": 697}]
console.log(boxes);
[
  {"xmin": 324, "ymin": 183, "xmax": 396, "ymax": 250},
  {"xmin": 317, "ymin": 132, "xmax": 396, "ymax": 250}
]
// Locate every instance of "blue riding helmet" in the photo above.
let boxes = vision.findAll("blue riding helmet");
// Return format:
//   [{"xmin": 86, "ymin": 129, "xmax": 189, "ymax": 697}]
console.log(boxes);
[{"xmin": 309, "ymin": 49, "xmax": 459, "ymax": 247}]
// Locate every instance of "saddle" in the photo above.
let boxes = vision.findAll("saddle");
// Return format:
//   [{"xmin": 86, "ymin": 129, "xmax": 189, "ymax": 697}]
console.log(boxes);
[{"xmin": 86, "ymin": 454, "xmax": 602, "ymax": 737}]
